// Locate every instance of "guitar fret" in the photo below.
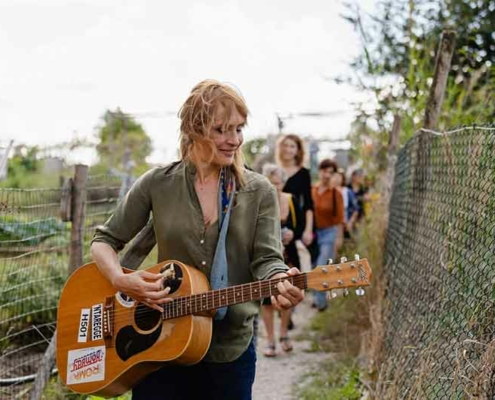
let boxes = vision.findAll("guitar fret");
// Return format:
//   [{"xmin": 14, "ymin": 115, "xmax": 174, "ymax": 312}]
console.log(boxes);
[{"xmin": 162, "ymin": 273, "xmax": 310, "ymax": 321}]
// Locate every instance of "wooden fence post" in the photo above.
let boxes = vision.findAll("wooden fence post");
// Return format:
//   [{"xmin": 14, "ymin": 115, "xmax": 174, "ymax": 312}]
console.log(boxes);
[
  {"xmin": 414, "ymin": 30, "xmax": 456, "ymax": 198},
  {"xmin": 423, "ymin": 30, "xmax": 457, "ymax": 130},
  {"xmin": 30, "ymin": 164, "xmax": 88, "ymax": 400},
  {"xmin": 69, "ymin": 164, "xmax": 88, "ymax": 274}
]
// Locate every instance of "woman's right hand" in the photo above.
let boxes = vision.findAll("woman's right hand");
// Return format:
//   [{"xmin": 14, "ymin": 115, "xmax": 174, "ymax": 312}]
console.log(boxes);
[{"xmin": 112, "ymin": 270, "xmax": 172, "ymax": 312}]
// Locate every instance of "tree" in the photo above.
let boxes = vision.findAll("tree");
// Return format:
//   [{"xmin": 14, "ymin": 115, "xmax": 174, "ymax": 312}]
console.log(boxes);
[
  {"xmin": 340, "ymin": 0, "xmax": 495, "ymax": 172},
  {"xmin": 95, "ymin": 109, "xmax": 152, "ymax": 174},
  {"xmin": 0, "ymin": 145, "xmax": 63, "ymax": 188}
]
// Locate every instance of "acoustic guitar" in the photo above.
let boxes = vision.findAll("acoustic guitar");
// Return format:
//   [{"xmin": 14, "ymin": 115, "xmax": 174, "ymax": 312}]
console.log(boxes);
[{"xmin": 56, "ymin": 256, "xmax": 371, "ymax": 397}]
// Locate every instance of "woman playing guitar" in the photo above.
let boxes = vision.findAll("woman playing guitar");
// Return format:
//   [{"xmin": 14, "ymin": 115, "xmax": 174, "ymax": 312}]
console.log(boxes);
[{"xmin": 90, "ymin": 80, "xmax": 304, "ymax": 400}]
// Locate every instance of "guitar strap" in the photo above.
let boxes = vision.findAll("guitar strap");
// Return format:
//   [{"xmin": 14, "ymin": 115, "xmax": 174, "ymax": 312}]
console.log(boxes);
[
  {"xmin": 209, "ymin": 167, "xmax": 236, "ymax": 320},
  {"xmin": 288, "ymin": 195, "xmax": 296, "ymax": 229}
]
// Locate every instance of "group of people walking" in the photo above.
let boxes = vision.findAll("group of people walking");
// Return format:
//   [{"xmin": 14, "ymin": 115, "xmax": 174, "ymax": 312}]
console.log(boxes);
[{"xmin": 259, "ymin": 133, "xmax": 370, "ymax": 358}]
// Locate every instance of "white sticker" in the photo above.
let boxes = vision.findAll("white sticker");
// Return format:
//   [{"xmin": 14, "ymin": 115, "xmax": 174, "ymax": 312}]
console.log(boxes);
[
  {"xmin": 77, "ymin": 308, "xmax": 91, "ymax": 343},
  {"xmin": 67, "ymin": 346, "xmax": 106, "ymax": 385},
  {"xmin": 91, "ymin": 304, "xmax": 103, "ymax": 341}
]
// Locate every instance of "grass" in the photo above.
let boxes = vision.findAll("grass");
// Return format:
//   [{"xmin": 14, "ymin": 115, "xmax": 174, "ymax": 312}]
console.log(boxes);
[
  {"xmin": 42, "ymin": 376, "xmax": 132, "ymax": 400},
  {"xmin": 295, "ymin": 358, "xmax": 363, "ymax": 400}
]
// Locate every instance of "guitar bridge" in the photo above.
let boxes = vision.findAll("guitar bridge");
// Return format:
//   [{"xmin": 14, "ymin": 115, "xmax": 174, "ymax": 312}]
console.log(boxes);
[{"xmin": 104, "ymin": 296, "xmax": 114, "ymax": 347}]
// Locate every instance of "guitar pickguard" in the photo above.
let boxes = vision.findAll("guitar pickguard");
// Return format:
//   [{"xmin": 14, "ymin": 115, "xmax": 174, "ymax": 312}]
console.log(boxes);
[{"xmin": 115, "ymin": 324, "xmax": 162, "ymax": 361}]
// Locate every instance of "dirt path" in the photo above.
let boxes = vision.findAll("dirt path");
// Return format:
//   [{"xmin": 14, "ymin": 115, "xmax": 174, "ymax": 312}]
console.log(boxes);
[{"xmin": 253, "ymin": 298, "xmax": 329, "ymax": 400}]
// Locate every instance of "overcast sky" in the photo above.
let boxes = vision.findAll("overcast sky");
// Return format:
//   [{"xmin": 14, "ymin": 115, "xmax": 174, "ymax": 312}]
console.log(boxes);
[{"xmin": 1, "ymin": 0, "xmax": 375, "ymax": 164}]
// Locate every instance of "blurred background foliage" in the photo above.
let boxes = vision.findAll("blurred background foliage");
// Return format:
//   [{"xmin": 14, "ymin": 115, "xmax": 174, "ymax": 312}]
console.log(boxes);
[{"xmin": 340, "ymin": 0, "xmax": 495, "ymax": 174}]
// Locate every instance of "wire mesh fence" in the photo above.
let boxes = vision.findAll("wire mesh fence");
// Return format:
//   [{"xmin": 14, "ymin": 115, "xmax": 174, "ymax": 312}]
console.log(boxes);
[
  {"xmin": 381, "ymin": 125, "xmax": 495, "ymax": 399},
  {"xmin": 0, "ymin": 172, "xmax": 124, "ymax": 399}
]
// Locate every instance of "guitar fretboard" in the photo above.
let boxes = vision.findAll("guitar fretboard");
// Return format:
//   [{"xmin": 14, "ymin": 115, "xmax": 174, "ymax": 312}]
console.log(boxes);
[{"xmin": 162, "ymin": 274, "xmax": 307, "ymax": 320}]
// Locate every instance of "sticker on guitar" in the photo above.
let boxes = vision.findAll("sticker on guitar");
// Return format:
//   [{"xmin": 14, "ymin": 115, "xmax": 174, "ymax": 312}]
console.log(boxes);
[
  {"xmin": 77, "ymin": 308, "xmax": 90, "ymax": 343},
  {"xmin": 115, "ymin": 292, "xmax": 135, "ymax": 308},
  {"xmin": 91, "ymin": 304, "xmax": 103, "ymax": 341},
  {"xmin": 67, "ymin": 346, "xmax": 106, "ymax": 385}
]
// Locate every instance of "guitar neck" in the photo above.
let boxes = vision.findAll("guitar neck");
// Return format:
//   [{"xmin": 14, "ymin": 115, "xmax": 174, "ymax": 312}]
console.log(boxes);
[{"xmin": 162, "ymin": 274, "xmax": 307, "ymax": 320}]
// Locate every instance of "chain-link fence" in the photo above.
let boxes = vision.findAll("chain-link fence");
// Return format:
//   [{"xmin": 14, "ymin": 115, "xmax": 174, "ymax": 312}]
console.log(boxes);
[
  {"xmin": 381, "ymin": 125, "xmax": 495, "ymax": 399},
  {"xmin": 0, "ymin": 172, "xmax": 124, "ymax": 399}
]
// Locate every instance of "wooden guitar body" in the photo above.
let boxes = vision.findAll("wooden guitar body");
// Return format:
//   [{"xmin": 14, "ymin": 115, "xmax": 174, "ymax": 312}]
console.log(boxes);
[{"xmin": 56, "ymin": 260, "xmax": 212, "ymax": 397}]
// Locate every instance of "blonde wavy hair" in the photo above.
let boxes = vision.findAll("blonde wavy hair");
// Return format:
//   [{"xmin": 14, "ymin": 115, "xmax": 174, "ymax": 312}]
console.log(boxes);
[{"xmin": 178, "ymin": 80, "xmax": 248, "ymax": 185}]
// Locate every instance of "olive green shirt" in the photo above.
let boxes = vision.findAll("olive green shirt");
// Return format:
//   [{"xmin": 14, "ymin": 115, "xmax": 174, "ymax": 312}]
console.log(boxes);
[{"xmin": 91, "ymin": 161, "xmax": 288, "ymax": 362}]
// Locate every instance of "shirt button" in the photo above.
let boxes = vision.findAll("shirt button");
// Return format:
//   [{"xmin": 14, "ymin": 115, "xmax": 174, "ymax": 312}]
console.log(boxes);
[
  {"xmin": 201, "ymin": 261, "xmax": 206, "ymax": 266},
  {"xmin": 200, "ymin": 239, "xmax": 205, "ymax": 244}
]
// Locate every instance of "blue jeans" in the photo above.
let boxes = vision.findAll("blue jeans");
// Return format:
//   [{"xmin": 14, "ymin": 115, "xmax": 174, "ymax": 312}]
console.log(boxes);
[
  {"xmin": 132, "ymin": 340, "xmax": 256, "ymax": 400},
  {"xmin": 313, "ymin": 226, "xmax": 339, "ymax": 310}
]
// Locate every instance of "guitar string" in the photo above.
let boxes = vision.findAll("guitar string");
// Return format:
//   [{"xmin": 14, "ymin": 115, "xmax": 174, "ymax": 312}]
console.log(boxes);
[
  {"xmin": 105, "ymin": 275, "xmax": 309, "ymax": 322},
  {"xmin": 108, "ymin": 274, "xmax": 365, "ymax": 326},
  {"xmin": 108, "ymin": 274, "xmax": 366, "ymax": 323},
  {"xmin": 115, "ymin": 277, "xmax": 310, "ymax": 328},
  {"xmin": 105, "ymin": 263, "xmax": 367, "ymax": 321},
  {"xmin": 111, "ymin": 276, "xmax": 305, "ymax": 322},
  {"xmin": 107, "ymin": 275, "xmax": 367, "ymax": 326}
]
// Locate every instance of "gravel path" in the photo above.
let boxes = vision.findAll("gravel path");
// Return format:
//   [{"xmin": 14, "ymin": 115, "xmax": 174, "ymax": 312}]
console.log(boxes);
[{"xmin": 253, "ymin": 298, "xmax": 330, "ymax": 400}]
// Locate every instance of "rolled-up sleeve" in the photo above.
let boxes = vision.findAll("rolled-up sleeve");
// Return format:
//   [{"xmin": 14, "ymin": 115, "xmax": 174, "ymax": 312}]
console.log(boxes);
[
  {"xmin": 250, "ymin": 185, "xmax": 288, "ymax": 280},
  {"xmin": 91, "ymin": 170, "xmax": 153, "ymax": 253}
]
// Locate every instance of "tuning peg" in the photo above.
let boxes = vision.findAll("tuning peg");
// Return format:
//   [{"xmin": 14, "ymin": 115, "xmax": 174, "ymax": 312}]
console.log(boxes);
[
  {"xmin": 355, "ymin": 287, "xmax": 365, "ymax": 296},
  {"xmin": 340, "ymin": 256, "xmax": 347, "ymax": 263},
  {"xmin": 327, "ymin": 290, "xmax": 338, "ymax": 300},
  {"xmin": 327, "ymin": 258, "xmax": 333, "ymax": 265},
  {"xmin": 343, "ymin": 288, "xmax": 349, "ymax": 297}
]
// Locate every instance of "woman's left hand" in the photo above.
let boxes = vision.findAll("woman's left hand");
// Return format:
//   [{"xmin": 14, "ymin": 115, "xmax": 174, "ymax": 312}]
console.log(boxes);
[{"xmin": 269, "ymin": 268, "xmax": 305, "ymax": 310}]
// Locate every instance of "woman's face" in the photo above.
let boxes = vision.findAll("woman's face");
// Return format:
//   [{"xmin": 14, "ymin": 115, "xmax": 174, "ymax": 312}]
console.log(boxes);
[
  {"xmin": 208, "ymin": 105, "xmax": 245, "ymax": 167},
  {"xmin": 279, "ymin": 138, "xmax": 299, "ymax": 162},
  {"xmin": 268, "ymin": 173, "xmax": 285, "ymax": 193}
]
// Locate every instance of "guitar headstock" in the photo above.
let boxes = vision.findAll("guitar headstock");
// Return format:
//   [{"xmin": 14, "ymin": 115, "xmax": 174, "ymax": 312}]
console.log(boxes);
[{"xmin": 306, "ymin": 255, "xmax": 372, "ymax": 297}]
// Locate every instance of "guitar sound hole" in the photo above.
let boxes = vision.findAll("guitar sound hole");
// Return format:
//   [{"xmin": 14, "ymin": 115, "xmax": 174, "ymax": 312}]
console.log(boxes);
[{"xmin": 134, "ymin": 303, "xmax": 161, "ymax": 331}]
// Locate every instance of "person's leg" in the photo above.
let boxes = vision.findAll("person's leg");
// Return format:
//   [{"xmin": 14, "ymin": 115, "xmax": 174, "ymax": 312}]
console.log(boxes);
[
  {"xmin": 313, "ymin": 227, "xmax": 338, "ymax": 311},
  {"xmin": 261, "ymin": 305, "xmax": 277, "ymax": 356},
  {"xmin": 313, "ymin": 242, "xmax": 334, "ymax": 310},
  {"xmin": 201, "ymin": 340, "xmax": 257, "ymax": 400},
  {"xmin": 279, "ymin": 308, "xmax": 293, "ymax": 352}
]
